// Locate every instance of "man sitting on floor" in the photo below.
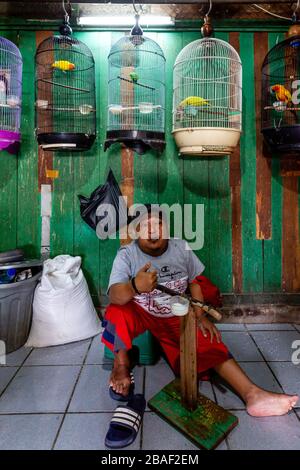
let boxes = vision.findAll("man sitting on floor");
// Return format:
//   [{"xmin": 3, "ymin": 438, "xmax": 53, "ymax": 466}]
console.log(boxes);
[{"xmin": 102, "ymin": 205, "xmax": 298, "ymax": 417}]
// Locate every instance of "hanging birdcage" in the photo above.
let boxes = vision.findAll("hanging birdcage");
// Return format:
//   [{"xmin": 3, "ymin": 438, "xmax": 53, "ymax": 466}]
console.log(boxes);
[
  {"xmin": 172, "ymin": 37, "xmax": 242, "ymax": 156},
  {"xmin": 105, "ymin": 23, "xmax": 166, "ymax": 155},
  {"xmin": 0, "ymin": 37, "xmax": 22, "ymax": 154},
  {"xmin": 261, "ymin": 34, "xmax": 300, "ymax": 156},
  {"xmin": 35, "ymin": 30, "xmax": 96, "ymax": 151}
]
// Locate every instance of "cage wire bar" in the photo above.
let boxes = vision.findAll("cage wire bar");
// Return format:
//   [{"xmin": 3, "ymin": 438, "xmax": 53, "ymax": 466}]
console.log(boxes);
[
  {"xmin": 35, "ymin": 34, "xmax": 96, "ymax": 151},
  {"xmin": 105, "ymin": 34, "xmax": 166, "ymax": 155},
  {"xmin": 172, "ymin": 37, "xmax": 242, "ymax": 156},
  {"xmin": 261, "ymin": 35, "xmax": 300, "ymax": 155},
  {"xmin": 0, "ymin": 37, "xmax": 22, "ymax": 154}
]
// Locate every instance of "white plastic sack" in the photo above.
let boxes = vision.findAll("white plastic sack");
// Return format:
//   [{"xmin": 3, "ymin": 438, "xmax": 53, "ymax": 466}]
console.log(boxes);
[{"xmin": 26, "ymin": 255, "xmax": 102, "ymax": 347}]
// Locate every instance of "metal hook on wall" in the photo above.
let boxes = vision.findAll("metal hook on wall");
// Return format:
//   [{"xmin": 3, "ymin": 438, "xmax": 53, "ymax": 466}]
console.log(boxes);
[
  {"xmin": 292, "ymin": 0, "xmax": 300, "ymax": 22},
  {"xmin": 201, "ymin": 0, "xmax": 213, "ymax": 37},
  {"xmin": 205, "ymin": 0, "xmax": 213, "ymax": 18},
  {"xmin": 132, "ymin": 0, "xmax": 144, "ymax": 17}
]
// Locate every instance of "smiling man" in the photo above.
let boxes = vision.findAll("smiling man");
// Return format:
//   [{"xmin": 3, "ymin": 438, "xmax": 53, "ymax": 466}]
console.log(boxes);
[{"xmin": 102, "ymin": 205, "xmax": 298, "ymax": 417}]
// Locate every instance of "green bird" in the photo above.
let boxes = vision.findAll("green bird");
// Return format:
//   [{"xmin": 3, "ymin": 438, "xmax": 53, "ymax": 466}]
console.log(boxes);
[{"xmin": 129, "ymin": 71, "xmax": 139, "ymax": 83}]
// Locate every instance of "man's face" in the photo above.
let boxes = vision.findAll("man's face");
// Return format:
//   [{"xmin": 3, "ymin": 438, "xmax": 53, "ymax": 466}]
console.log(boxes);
[{"xmin": 137, "ymin": 214, "xmax": 168, "ymax": 256}]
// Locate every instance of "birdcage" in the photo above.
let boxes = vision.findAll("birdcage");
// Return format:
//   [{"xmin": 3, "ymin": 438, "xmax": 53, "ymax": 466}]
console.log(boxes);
[
  {"xmin": 172, "ymin": 37, "xmax": 242, "ymax": 156},
  {"xmin": 0, "ymin": 37, "xmax": 22, "ymax": 154},
  {"xmin": 105, "ymin": 34, "xmax": 166, "ymax": 155},
  {"xmin": 261, "ymin": 35, "xmax": 300, "ymax": 156},
  {"xmin": 35, "ymin": 34, "xmax": 96, "ymax": 151}
]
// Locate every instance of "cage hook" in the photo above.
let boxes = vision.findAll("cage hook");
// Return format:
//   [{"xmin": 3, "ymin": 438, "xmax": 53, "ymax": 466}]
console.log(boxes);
[
  {"xmin": 62, "ymin": 0, "xmax": 69, "ymax": 22},
  {"xmin": 292, "ymin": 0, "xmax": 300, "ymax": 22},
  {"xmin": 205, "ymin": 0, "xmax": 213, "ymax": 18},
  {"xmin": 132, "ymin": 0, "xmax": 143, "ymax": 16},
  {"xmin": 131, "ymin": 0, "xmax": 143, "ymax": 37},
  {"xmin": 60, "ymin": 0, "xmax": 72, "ymax": 35},
  {"xmin": 201, "ymin": 0, "xmax": 213, "ymax": 37}
]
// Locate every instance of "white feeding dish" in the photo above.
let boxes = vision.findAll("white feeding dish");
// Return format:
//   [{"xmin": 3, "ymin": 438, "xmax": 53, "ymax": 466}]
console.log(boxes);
[
  {"xmin": 109, "ymin": 104, "xmax": 123, "ymax": 115},
  {"xmin": 7, "ymin": 95, "xmax": 20, "ymax": 107},
  {"xmin": 79, "ymin": 104, "xmax": 94, "ymax": 115},
  {"xmin": 169, "ymin": 296, "xmax": 189, "ymax": 316}
]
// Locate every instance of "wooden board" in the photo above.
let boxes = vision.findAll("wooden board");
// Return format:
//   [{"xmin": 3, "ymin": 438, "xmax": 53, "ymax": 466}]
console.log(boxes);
[
  {"xmin": 209, "ymin": 31, "xmax": 233, "ymax": 293},
  {"xmin": 148, "ymin": 379, "xmax": 238, "ymax": 450},
  {"xmin": 229, "ymin": 32, "xmax": 243, "ymax": 294},
  {"xmin": 262, "ymin": 32, "xmax": 285, "ymax": 293},
  {"xmin": 0, "ymin": 30, "xmax": 19, "ymax": 253},
  {"xmin": 254, "ymin": 31, "xmax": 272, "ymax": 241},
  {"xmin": 180, "ymin": 308, "xmax": 197, "ymax": 410},
  {"xmin": 239, "ymin": 32, "xmax": 263, "ymax": 292}
]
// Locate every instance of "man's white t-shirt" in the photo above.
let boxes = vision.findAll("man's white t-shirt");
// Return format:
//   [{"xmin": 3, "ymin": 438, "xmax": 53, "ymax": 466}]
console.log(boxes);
[{"xmin": 107, "ymin": 239, "xmax": 205, "ymax": 318}]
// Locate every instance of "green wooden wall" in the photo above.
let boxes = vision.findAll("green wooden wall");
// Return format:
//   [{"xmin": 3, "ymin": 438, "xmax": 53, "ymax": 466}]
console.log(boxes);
[{"xmin": 0, "ymin": 23, "xmax": 299, "ymax": 303}]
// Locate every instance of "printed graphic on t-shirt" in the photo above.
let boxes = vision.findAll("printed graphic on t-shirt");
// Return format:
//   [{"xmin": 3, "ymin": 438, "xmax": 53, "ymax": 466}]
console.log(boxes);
[
  {"xmin": 159, "ymin": 265, "xmax": 182, "ymax": 280},
  {"xmin": 133, "ymin": 275, "xmax": 188, "ymax": 318}
]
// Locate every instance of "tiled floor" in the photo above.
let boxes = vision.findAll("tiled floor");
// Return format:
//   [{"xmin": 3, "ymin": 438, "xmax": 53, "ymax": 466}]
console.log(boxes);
[{"xmin": 0, "ymin": 324, "xmax": 300, "ymax": 450}]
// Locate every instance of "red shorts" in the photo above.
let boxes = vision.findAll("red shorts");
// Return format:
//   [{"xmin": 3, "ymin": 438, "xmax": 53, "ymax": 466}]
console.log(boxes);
[{"xmin": 101, "ymin": 276, "xmax": 232, "ymax": 377}]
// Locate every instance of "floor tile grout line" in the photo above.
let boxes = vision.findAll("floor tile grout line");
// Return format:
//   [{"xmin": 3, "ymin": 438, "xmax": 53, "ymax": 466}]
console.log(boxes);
[
  {"xmin": 246, "ymin": 330, "xmax": 286, "ymax": 393},
  {"xmin": 225, "ymin": 328, "xmax": 297, "ymax": 332},
  {"xmin": 50, "ymin": 338, "xmax": 94, "ymax": 450},
  {"xmin": 293, "ymin": 409, "xmax": 300, "ymax": 422},
  {"xmin": 0, "ymin": 409, "xmax": 170, "ymax": 416},
  {"xmin": 4, "ymin": 405, "xmax": 300, "ymax": 417},
  {"xmin": 139, "ymin": 366, "xmax": 147, "ymax": 450},
  {"xmin": 0, "ymin": 348, "xmax": 35, "ymax": 400},
  {"xmin": 245, "ymin": 331, "xmax": 270, "ymax": 363},
  {"xmin": 2, "ymin": 359, "xmax": 296, "ymax": 369}
]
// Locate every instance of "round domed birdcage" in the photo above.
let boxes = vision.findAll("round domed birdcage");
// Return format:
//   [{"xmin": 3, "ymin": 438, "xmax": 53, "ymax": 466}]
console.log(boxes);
[
  {"xmin": 35, "ymin": 34, "xmax": 96, "ymax": 151},
  {"xmin": 261, "ymin": 35, "xmax": 300, "ymax": 156},
  {"xmin": 105, "ymin": 34, "xmax": 166, "ymax": 155},
  {"xmin": 0, "ymin": 37, "xmax": 22, "ymax": 154},
  {"xmin": 172, "ymin": 37, "xmax": 242, "ymax": 156}
]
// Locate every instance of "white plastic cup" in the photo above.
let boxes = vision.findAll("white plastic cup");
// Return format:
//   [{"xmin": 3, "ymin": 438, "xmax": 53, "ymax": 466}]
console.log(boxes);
[{"xmin": 169, "ymin": 296, "xmax": 189, "ymax": 316}]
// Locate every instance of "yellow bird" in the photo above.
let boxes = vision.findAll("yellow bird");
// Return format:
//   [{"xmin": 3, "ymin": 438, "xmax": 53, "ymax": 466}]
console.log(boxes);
[
  {"xmin": 178, "ymin": 96, "xmax": 210, "ymax": 108},
  {"xmin": 271, "ymin": 84, "xmax": 292, "ymax": 104},
  {"xmin": 51, "ymin": 60, "xmax": 75, "ymax": 72}
]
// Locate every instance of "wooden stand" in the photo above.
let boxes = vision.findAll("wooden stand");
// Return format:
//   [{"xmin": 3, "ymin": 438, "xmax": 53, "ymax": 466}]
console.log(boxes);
[
  {"xmin": 148, "ymin": 307, "xmax": 238, "ymax": 450},
  {"xmin": 180, "ymin": 307, "xmax": 198, "ymax": 410}
]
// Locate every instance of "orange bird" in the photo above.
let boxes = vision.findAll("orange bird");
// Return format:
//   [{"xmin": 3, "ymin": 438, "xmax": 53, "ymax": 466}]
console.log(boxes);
[{"xmin": 271, "ymin": 84, "xmax": 292, "ymax": 104}]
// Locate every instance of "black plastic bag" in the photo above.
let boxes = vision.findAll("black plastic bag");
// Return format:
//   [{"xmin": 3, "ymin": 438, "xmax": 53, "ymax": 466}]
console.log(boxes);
[{"xmin": 78, "ymin": 169, "xmax": 128, "ymax": 238}]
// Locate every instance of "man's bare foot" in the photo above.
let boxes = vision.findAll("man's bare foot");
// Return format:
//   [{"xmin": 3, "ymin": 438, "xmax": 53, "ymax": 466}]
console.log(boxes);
[
  {"xmin": 109, "ymin": 364, "xmax": 132, "ymax": 396},
  {"xmin": 246, "ymin": 387, "xmax": 298, "ymax": 417}
]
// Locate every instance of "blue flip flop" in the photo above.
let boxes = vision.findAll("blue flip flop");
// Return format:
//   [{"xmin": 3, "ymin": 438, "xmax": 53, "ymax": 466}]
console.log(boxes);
[
  {"xmin": 109, "ymin": 371, "xmax": 135, "ymax": 402},
  {"xmin": 105, "ymin": 394, "xmax": 146, "ymax": 449}
]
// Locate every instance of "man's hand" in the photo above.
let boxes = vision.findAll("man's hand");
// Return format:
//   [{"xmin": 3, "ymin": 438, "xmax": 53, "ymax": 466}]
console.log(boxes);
[
  {"xmin": 135, "ymin": 262, "xmax": 157, "ymax": 293},
  {"xmin": 198, "ymin": 315, "xmax": 221, "ymax": 343}
]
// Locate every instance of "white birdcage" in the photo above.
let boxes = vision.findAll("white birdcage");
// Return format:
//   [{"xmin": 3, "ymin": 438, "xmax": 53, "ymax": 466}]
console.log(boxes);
[
  {"xmin": 172, "ymin": 37, "xmax": 242, "ymax": 156},
  {"xmin": 0, "ymin": 37, "xmax": 22, "ymax": 154}
]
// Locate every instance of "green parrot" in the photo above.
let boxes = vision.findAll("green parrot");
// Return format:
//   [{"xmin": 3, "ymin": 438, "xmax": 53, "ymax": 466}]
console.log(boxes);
[{"xmin": 129, "ymin": 71, "xmax": 139, "ymax": 83}]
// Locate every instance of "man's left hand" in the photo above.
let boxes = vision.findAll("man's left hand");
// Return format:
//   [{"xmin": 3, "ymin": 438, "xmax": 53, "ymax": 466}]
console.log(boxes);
[{"xmin": 198, "ymin": 316, "xmax": 221, "ymax": 343}]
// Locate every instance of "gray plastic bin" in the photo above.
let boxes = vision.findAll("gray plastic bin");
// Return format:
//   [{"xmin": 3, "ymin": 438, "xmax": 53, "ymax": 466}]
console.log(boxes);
[{"xmin": 0, "ymin": 260, "xmax": 43, "ymax": 353}]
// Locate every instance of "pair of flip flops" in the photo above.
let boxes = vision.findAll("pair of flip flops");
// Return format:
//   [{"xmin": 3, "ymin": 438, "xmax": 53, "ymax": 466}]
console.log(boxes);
[{"xmin": 105, "ymin": 394, "xmax": 146, "ymax": 449}]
